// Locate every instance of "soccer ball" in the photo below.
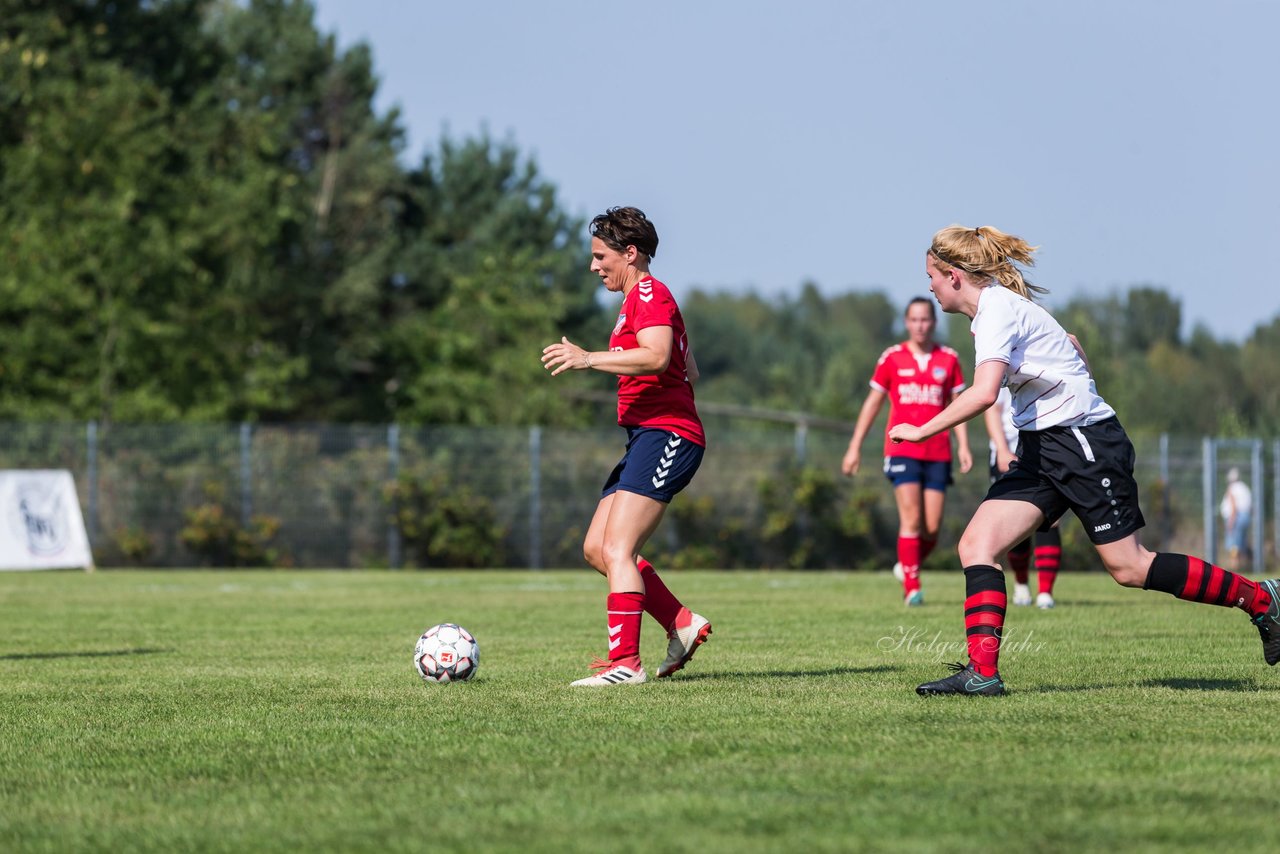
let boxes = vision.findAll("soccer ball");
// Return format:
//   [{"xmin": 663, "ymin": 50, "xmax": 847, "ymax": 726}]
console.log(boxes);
[{"xmin": 414, "ymin": 623, "xmax": 480, "ymax": 684}]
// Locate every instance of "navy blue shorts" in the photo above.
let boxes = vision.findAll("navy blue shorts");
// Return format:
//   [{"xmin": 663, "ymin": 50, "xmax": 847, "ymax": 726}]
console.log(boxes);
[
  {"xmin": 602, "ymin": 428, "xmax": 705, "ymax": 504},
  {"xmin": 883, "ymin": 456, "xmax": 952, "ymax": 491}
]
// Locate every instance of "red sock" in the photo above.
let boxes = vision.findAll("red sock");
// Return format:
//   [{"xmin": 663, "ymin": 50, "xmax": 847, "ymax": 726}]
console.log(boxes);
[
  {"xmin": 898, "ymin": 536, "xmax": 921, "ymax": 594},
  {"xmin": 606, "ymin": 592, "xmax": 644, "ymax": 661},
  {"xmin": 1143, "ymin": 553, "xmax": 1271, "ymax": 617},
  {"xmin": 964, "ymin": 565, "xmax": 1006, "ymax": 677},
  {"xmin": 1034, "ymin": 542, "xmax": 1061, "ymax": 596},
  {"xmin": 919, "ymin": 536, "xmax": 938, "ymax": 563},
  {"xmin": 638, "ymin": 558, "xmax": 683, "ymax": 631},
  {"xmin": 1008, "ymin": 539, "xmax": 1031, "ymax": 585}
]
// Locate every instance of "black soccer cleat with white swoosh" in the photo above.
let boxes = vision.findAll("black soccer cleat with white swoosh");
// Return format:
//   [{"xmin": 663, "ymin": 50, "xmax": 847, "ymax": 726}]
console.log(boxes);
[{"xmin": 916, "ymin": 661, "xmax": 1006, "ymax": 696}]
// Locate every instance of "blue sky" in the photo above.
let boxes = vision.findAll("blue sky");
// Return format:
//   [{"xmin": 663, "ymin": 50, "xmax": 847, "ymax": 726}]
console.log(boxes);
[{"xmin": 312, "ymin": 0, "xmax": 1278, "ymax": 343}]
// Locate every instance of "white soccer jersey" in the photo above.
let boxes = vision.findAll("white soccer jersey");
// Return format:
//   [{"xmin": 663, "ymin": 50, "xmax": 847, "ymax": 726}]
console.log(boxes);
[{"xmin": 971, "ymin": 285, "xmax": 1114, "ymax": 431}]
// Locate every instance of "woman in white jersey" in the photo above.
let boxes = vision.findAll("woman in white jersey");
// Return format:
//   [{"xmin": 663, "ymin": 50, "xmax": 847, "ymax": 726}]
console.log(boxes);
[{"xmin": 889, "ymin": 224, "xmax": 1280, "ymax": 696}]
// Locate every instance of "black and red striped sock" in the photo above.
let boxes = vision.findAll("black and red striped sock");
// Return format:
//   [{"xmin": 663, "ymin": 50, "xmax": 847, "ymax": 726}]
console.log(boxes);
[
  {"xmin": 638, "ymin": 558, "xmax": 683, "ymax": 631},
  {"xmin": 1034, "ymin": 529, "xmax": 1062, "ymax": 596},
  {"xmin": 964, "ymin": 565, "xmax": 1006, "ymax": 677},
  {"xmin": 1143, "ymin": 553, "xmax": 1271, "ymax": 618},
  {"xmin": 1008, "ymin": 539, "xmax": 1031, "ymax": 585}
]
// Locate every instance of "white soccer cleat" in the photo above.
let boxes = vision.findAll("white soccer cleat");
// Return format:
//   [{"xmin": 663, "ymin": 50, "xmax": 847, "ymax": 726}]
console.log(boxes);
[
  {"xmin": 1036, "ymin": 592, "xmax": 1056, "ymax": 610},
  {"xmin": 570, "ymin": 656, "xmax": 647, "ymax": 686},
  {"xmin": 905, "ymin": 589, "xmax": 925, "ymax": 607},
  {"xmin": 657, "ymin": 609, "xmax": 712, "ymax": 678},
  {"xmin": 1013, "ymin": 583, "xmax": 1033, "ymax": 607},
  {"xmin": 892, "ymin": 562, "xmax": 905, "ymax": 582}
]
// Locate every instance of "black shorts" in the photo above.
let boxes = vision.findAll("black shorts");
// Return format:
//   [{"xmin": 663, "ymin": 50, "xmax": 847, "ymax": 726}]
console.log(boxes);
[{"xmin": 984, "ymin": 417, "xmax": 1145, "ymax": 545}]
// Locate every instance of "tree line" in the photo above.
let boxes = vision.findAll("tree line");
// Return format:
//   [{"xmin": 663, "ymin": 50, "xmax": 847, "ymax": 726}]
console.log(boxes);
[{"xmin": 3, "ymin": 0, "xmax": 1275, "ymax": 439}]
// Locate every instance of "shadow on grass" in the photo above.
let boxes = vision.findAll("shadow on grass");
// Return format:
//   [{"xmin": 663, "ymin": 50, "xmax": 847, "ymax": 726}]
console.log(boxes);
[
  {"xmin": 1142, "ymin": 677, "xmax": 1269, "ymax": 691},
  {"xmin": 1017, "ymin": 682, "xmax": 1130, "ymax": 694},
  {"xmin": 672, "ymin": 664, "xmax": 900, "ymax": 682},
  {"xmin": 1017, "ymin": 676, "xmax": 1273, "ymax": 694},
  {"xmin": 0, "ymin": 647, "xmax": 171, "ymax": 661}
]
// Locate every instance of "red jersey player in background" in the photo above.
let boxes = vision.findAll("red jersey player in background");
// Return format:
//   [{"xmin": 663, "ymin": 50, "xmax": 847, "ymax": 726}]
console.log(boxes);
[
  {"xmin": 842, "ymin": 298, "xmax": 974, "ymax": 605},
  {"xmin": 542, "ymin": 206, "xmax": 711, "ymax": 686}
]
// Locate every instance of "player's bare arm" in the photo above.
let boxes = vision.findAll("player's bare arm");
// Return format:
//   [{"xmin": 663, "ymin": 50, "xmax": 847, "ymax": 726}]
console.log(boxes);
[
  {"xmin": 983, "ymin": 400, "xmax": 1017, "ymax": 473},
  {"xmin": 889, "ymin": 360, "xmax": 1005, "ymax": 445},
  {"xmin": 841, "ymin": 388, "xmax": 887, "ymax": 476},
  {"xmin": 542, "ymin": 326, "xmax": 673, "ymax": 377},
  {"xmin": 1066, "ymin": 332, "xmax": 1093, "ymax": 374},
  {"xmin": 952, "ymin": 421, "xmax": 974, "ymax": 474}
]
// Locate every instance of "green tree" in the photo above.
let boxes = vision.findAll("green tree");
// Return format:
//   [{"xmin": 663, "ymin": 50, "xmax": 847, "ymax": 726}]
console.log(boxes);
[
  {"xmin": 1124, "ymin": 287, "xmax": 1182, "ymax": 351},
  {"xmin": 1241, "ymin": 316, "xmax": 1280, "ymax": 431},
  {"xmin": 0, "ymin": 0, "xmax": 317, "ymax": 422},
  {"xmin": 381, "ymin": 135, "xmax": 603, "ymax": 426},
  {"xmin": 683, "ymin": 285, "xmax": 899, "ymax": 419},
  {"xmin": 205, "ymin": 0, "xmax": 408, "ymax": 421},
  {"xmin": 0, "ymin": 1, "xmax": 599, "ymax": 426}
]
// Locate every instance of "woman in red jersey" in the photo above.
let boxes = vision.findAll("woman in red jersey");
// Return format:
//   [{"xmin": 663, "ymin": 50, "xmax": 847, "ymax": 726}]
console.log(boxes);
[
  {"xmin": 542, "ymin": 206, "xmax": 711, "ymax": 687},
  {"xmin": 841, "ymin": 298, "xmax": 974, "ymax": 606}
]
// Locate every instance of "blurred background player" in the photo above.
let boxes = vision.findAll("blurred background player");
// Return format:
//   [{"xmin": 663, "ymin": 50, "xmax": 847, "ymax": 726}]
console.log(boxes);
[
  {"xmin": 1220, "ymin": 467, "xmax": 1252, "ymax": 571},
  {"xmin": 842, "ymin": 298, "xmax": 974, "ymax": 605},
  {"xmin": 985, "ymin": 386, "xmax": 1062, "ymax": 609},
  {"xmin": 892, "ymin": 224, "xmax": 1280, "ymax": 696},
  {"xmin": 542, "ymin": 206, "xmax": 711, "ymax": 686}
]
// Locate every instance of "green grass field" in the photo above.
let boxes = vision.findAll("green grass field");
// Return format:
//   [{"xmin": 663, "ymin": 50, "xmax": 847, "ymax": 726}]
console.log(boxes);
[{"xmin": 2, "ymin": 569, "xmax": 1277, "ymax": 853}]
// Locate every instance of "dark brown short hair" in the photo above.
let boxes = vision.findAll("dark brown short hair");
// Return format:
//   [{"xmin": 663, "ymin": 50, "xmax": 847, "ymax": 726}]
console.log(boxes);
[
  {"xmin": 590, "ymin": 206, "xmax": 659, "ymax": 259},
  {"xmin": 906, "ymin": 297, "xmax": 936, "ymax": 320}
]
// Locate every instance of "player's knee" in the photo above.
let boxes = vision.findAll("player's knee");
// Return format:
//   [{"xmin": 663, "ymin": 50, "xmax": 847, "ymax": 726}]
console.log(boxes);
[
  {"xmin": 1100, "ymin": 553, "xmax": 1152, "ymax": 588},
  {"xmin": 599, "ymin": 538, "xmax": 633, "ymax": 574},
  {"xmin": 582, "ymin": 540, "xmax": 606, "ymax": 573},
  {"xmin": 956, "ymin": 530, "xmax": 996, "ymax": 567},
  {"xmin": 1105, "ymin": 565, "xmax": 1146, "ymax": 587}
]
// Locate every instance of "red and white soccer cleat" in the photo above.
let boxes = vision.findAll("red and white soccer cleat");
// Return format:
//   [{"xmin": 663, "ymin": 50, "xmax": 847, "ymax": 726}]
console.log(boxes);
[
  {"xmin": 656, "ymin": 608, "xmax": 712, "ymax": 678},
  {"xmin": 570, "ymin": 655, "xmax": 648, "ymax": 686}
]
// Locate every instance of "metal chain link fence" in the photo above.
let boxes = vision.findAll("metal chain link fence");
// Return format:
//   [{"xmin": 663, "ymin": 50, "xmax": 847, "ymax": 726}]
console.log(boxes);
[{"xmin": 0, "ymin": 421, "xmax": 1269, "ymax": 571}]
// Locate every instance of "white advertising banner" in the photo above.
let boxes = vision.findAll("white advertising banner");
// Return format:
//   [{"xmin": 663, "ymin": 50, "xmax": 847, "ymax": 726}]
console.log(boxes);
[{"xmin": 0, "ymin": 470, "xmax": 95, "ymax": 571}]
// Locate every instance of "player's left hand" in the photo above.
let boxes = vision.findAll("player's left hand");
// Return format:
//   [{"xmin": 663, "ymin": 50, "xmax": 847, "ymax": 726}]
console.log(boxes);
[
  {"xmin": 957, "ymin": 446, "xmax": 974, "ymax": 474},
  {"xmin": 541, "ymin": 336, "xmax": 588, "ymax": 376},
  {"xmin": 887, "ymin": 424, "xmax": 923, "ymax": 444}
]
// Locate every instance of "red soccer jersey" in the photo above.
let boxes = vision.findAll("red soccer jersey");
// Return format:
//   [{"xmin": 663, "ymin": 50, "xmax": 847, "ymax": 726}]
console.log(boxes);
[
  {"xmin": 610, "ymin": 276, "xmax": 705, "ymax": 446},
  {"xmin": 869, "ymin": 343, "xmax": 965, "ymax": 461}
]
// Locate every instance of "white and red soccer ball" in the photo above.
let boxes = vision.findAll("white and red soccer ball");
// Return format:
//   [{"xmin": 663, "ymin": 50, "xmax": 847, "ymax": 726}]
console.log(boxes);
[{"xmin": 414, "ymin": 623, "xmax": 479, "ymax": 684}]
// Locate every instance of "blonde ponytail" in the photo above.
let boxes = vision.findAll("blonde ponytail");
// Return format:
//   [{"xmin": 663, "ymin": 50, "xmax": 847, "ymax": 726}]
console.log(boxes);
[{"xmin": 928, "ymin": 225, "xmax": 1047, "ymax": 299}]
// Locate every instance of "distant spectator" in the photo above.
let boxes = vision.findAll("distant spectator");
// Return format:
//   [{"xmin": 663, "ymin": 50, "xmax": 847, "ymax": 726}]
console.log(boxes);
[{"xmin": 1220, "ymin": 468, "xmax": 1253, "ymax": 571}]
